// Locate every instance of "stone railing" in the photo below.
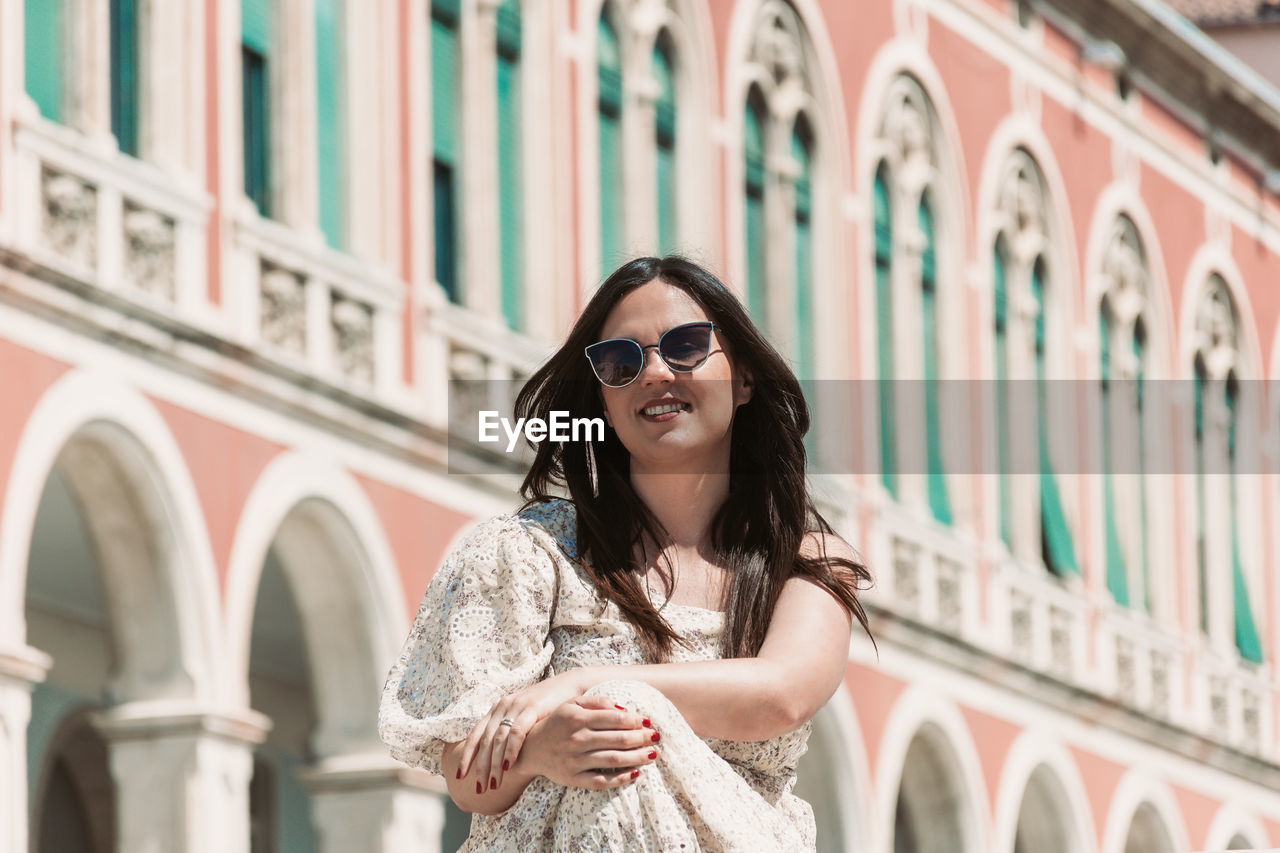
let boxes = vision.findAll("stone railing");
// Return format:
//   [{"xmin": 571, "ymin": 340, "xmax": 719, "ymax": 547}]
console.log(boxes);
[
  {"xmin": 1094, "ymin": 604, "xmax": 1183, "ymax": 724},
  {"xmin": 1193, "ymin": 648, "xmax": 1273, "ymax": 760},
  {"xmin": 985, "ymin": 556, "xmax": 1090, "ymax": 684},
  {"xmin": 9, "ymin": 116, "xmax": 209, "ymax": 316}
]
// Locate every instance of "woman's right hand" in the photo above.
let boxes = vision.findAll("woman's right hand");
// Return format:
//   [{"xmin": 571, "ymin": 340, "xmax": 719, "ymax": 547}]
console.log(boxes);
[{"xmin": 513, "ymin": 695, "xmax": 660, "ymax": 791}]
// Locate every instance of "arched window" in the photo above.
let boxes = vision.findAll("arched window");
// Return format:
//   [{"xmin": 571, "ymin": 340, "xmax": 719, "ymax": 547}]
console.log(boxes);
[
  {"xmin": 315, "ymin": 0, "xmax": 344, "ymax": 247},
  {"xmin": 431, "ymin": 0, "xmax": 462, "ymax": 301},
  {"xmin": 743, "ymin": 90, "xmax": 767, "ymax": 323},
  {"xmin": 654, "ymin": 35, "xmax": 677, "ymax": 255},
  {"xmin": 1226, "ymin": 374, "xmax": 1261, "ymax": 662},
  {"xmin": 993, "ymin": 238, "xmax": 1011, "ymax": 546},
  {"xmin": 1101, "ymin": 297, "xmax": 1128, "ymax": 603},
  {"xmin": 792, "ymin": 117, "xmax": 815, "ymax": 380},
  {"xmin": 921, "ymin": 197, "xmax": 950, "ymax": 524},
  {"xmin": 1194, "ymin": 354, "xmax": 1208, "ymax": 634},
  {"xmin": 110, "ymin": 0, "xmax": 140, "ymax": 155},
  {"xmin": 25, "ymin": 0, "xmax": 66, "ymax": 121},
  {"xmin": 1033, "ymin": 260, "xmax": 1077, "ymax": 574},
  {"xmin": 242, "ymin": 0, "xmax": 272, "ymax": 215},
  {"xmin": 496, "ymin": 0, "xmax": 524, "ymax": 329},
  {"xmin": 597, "ymin": 12, "xmax": 624, "ymax": 270},
  {"xmin": 875, "ymin": 165, "xmax": 896, "ymax": 497}
]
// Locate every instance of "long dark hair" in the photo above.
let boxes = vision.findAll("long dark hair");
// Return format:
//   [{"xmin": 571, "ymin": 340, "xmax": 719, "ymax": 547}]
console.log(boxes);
[{"xmin": 515, "ymin": 256, "xmax": 874, "ymax": 661}]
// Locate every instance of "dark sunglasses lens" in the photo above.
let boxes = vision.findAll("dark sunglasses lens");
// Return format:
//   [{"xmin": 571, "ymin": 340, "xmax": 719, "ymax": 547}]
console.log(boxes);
[
  {"xmin": 660, "ymin": 324, "xmax": 713, "ymax": 370},
  {"xmin": 588, "ymin": 340, "xmax": 642, "ymax": 386}
]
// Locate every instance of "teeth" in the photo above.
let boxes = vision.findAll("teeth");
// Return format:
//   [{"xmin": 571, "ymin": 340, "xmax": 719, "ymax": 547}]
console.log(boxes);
[{"xmin": 643, "ymin": 403, "xmax": 687, "ymax": 416}]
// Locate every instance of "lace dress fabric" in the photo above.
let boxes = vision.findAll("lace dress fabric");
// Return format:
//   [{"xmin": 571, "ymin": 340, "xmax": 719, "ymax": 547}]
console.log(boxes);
[{"xmin": 379, "ymin": 498, "xmax": 816, "ymax": 852}]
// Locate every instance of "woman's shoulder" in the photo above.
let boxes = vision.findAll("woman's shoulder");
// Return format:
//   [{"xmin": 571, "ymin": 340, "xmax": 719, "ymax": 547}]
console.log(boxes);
[{"xmin": 513, "ymin": 497, "xmax": 581, "ymax": 565}]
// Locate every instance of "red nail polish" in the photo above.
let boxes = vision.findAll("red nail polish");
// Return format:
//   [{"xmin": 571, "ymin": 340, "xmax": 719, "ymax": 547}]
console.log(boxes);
[
  {"xmin": 491, "ymin": 776, "xmax": 497, "ymax": 789},
  {"xmin": 648, "ymin": 750, "xmax": 657, "ymax": 760},
  {"xmin": 615, "ymin": 704, "xmax": 627, "ymax": 711},
  {"xmin": 651, "ymin": 731, "xmax": 660, "ymax": 742},
  {"xmin": 503, "ymin": 760, "xmax": 510, "ymax": 771},
  {"xmin": 630, "ymin": 769, "xmax": 640, "ymax": 779},
  {"xmin": 476, "ymin": 781, "xmax": 483, "ymax": 795}
]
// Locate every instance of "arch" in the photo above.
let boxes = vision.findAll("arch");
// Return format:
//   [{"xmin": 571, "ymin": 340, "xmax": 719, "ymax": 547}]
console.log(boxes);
[
  {"xmin": 0, "ymin": 369, "xmax": 219, "ymax": 702},
  {"xmin": 875, "ymin": 686, "xmax": 989, "ymax": 853},
  {"xmin": 224, "ymin": 451, "xmax": 407, "ymax": 756},
  {"xmin": 1204, "ymin": 802, "xmax": 1270, "ymax": 851},
  {"xmin": 992, "ymin": 729, "xmax": 1097, "ymax": 853},
  {"xmin": 1099, "ymin": 770, "xmax": 1189, "ymax": 853},
  {"xmin": 794, "ymin": 684, "xmax": 873, "ymax": 852}
]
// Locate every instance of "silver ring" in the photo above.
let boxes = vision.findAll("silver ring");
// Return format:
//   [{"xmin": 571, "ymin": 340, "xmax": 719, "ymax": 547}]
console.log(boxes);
[{"xmin": 499, "ymin": 718, "xmax": 515, "ymax": 728}]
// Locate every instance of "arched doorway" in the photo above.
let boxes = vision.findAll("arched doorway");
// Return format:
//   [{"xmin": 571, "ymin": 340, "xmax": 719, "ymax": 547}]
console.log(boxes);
[{"xmin": 892, "ymin": 724, "xmax": 974, "ymax": 853}]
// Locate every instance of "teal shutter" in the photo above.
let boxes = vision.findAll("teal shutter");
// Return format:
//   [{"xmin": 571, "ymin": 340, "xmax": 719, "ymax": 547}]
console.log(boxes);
[
  {"xmin": 654, "ymin": 40, "xmax": 677, "ymax": 255},
  {"xmin": 1034, "ymin": 262, "xmax": 1078, "ymax": 574},
  {"xmin": 1133, "ymin": 323, "xmax": 1150, "ymax": 611},
  {"xmin": 242, "ymin": 0, "xmax": 271, "ymax": 215},
  {"xmin": 875, "ymin": 168, "xmax": 896, "ymax": 497},
  {"xmin": 497, "ymin": 0, "xmax": 523, "ymax": 329},
  {"xmin": 793, "ymin": 126, "xmax": 814, "ymax": 381},
  {"xmin": 920, "ymin": 200, "xmax": 951, "ymax": 525},
  {"xmin": 432, "ymin": 0, "xmax": 461, "ymax": 302},
  {"xmin": 25, "ymin": 0, "xmax": 65, "ymax": 121},
  {"xmin": 1226, "ymin": 381, "xmax": 1263, "ymax": 662},
  {"xmin": 1194, "ymin": 361, "xmax": 1208, "ymax": 634},
  {"xmin": 994, "ymin": 244, "xmax": 1011, "ymax": 546},
  {"xmin": 744, "ymin": 96, "xmax": 766, "ymax": 324},
  {"xmin": 1101, "ymin": 308, "xmax": 1129, "ymax": 604},
  {"xmin": 597, "ymin": 15, "xmax": 623, "ymax": 272},
  {"xmin": 316, "ymin": 0, "xmax": 343, "ymax": 247},
  {"xmin": 109, "ymin": 0, "xmax": 139, "ymax": 155}
]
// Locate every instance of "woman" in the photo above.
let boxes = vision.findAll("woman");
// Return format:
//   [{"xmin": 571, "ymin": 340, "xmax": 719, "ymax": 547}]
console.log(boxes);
[{"xmin": 379, "ymin": 256, "xmax": 873, "ymax": 850}]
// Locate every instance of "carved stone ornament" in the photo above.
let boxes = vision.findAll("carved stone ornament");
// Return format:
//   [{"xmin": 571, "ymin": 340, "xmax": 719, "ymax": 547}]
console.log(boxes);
[
  {"xmin": 998, "ymin": 154, "xmax": 1046, "ymax": 243},
  {"xmin": 331, "ymin": 297, "xmax": 375, "ymax": 384},
  {"xmin": 892, "ymin": 538, "xmax": 920, "ymax": 612},
  {"xmin": 1101, "ymin": 218, "xmax": 1148, "ymax": 325},
  {"xmin": 880, "ymin": 80, "xmax": 933, "ymax": 172},
  {"xmin": 260, "ymin": 266, "xmax": 307, "ymax": 356},
  {"xmin": 1115, "ymin": 635, "xmax": 1136, "ymax": 702},
  {"xmin": 123, "ymin": 204, "xmax": 176, "ymax": 301},
  {"xmin": 1196, "ymin": 276, "xmax": 1238, "ymax": 367},
  {"xmin": 936, "ymin": 558, "xmax": 962, "ymax": 632},
  {"xmin": 1010, "ymin": 589, "xmax": 1033, "ymax": 662},
  {"xmin": 749, "ymin": 1, "xmax": 807, "ymax": 89},
  {"xmin": 41, "ymin": 169, "xmax": 98, "ymax": 269}
]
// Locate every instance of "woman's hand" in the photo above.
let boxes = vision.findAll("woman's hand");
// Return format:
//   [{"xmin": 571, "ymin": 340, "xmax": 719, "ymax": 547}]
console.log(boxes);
[{"xmin": 515, "ymin": 695, "xmax": 659, "ymax": 790}]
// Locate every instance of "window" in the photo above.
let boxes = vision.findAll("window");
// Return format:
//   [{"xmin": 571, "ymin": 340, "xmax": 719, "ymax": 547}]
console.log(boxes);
[
  {"xmin": 316, "ymin": 0, "xmax": 344, "ymax": 247},
  {"xmin": 25, "ymin": 0, "xmax": 65, "ymax": 121},
  {"xmin": 793, "ymin": 119, "xmax": 814, "ymax": 380},
  {"xmin": 109, "ymin": 0, "xmax": 139, "ymax": 155},
  {"xmin": 654, "ymin": 36, "xmax": 677, "ymax": 256},
  {"xmin": 743, "ymin": 91, "xmax": 766, "ymax": 323},
  {"xmin": 920, "ymin": 198, "xmax": 951, "ymax": 525},
  {"xmin": 242, "ymin": 0, "xmax": 272, "ymax": 215},
  {"xmin": 1226, "ymin": 375, "xmax": 1262, "ymax": 662},
  {"xmin": 1033, "ymin": 261, "xmax": 1077, "ymax": 574},
  {"xmin": 994, "ymin": 240, "xmax": 1011, "ymax": 546},
  {"xmin": 496, "ymin": 0, "xmax": 524, "ymax": 329},
  {"xmin": 1100, "ymin": 299, "xmax": 1128, "ymax": 603},
  {"xmin": 598, "ymin": 13, "xmax": 623, "ymax": 272},
  {"xmin": 875, "ymin": 165, "xmax": 895, "ymax": 497},
  {"xmin": 432, "ymin": 0, "xmax": 461, "ymax": 301}
]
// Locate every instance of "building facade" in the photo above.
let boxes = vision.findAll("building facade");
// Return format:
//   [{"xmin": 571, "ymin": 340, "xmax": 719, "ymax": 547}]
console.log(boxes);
[{"xmin": 2, "ymin": 0, "xmax": 1280, "ymax": 851}]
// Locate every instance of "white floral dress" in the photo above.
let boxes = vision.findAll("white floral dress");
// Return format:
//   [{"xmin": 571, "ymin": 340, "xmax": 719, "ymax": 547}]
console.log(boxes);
[{"xmin": 379, "ymin": 498, "xmax": 817, "ymax": 852}]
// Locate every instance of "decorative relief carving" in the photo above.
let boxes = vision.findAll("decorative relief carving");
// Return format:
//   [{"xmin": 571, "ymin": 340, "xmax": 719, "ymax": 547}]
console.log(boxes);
[
  {"xmin": 997, "ymin": 153, "xmax": 1046, "ymax": 250},
  {"xmin": 892, "ymin": 538, "xmax": 920, "ymax": 613},
  {"xmin": 449, "ymin": 346, "xmax": 493, "ymax": 438},
  {"xmin": 1101, "ymin": 218, "xmax": 1148, "ymax": 325},
  {"xmin": 749, "ymin": 1, "xmax": 807, "ymax": 90},
  {"xmin": 1010, "ymin": 589, "xmax": 1032, "ymax": 663},
  {"xmin": 123, "ymin": 203, "xmax": 176, "ymax": 301},
  {"xmin": 881, "ymin": 84, "xmax": 932, "ymax": 172},
  {"xmin": 1115, "ymin": 636, "xmax": 1135, "ymax": 703},
  {"xmin": 1242, "ymin": 690, "xmax": 1260, "ymax": 749},
  {"xmin": 1049, "ymin": 605, "xmax": 1072, "ymax": 679},
  {"xmin": 1149, "ymin": 651, "xmax": 1169, "ymax": 718},
  {"xmin": 331, "ymin": 297, "xmax": 375, "ymax": 384},
  {"xmin": 41, "ymin": 169, "xmax": 98, "ymax": 268},
  {"xmin": 936, "ymin": 558, "xmax": 961, "ymax": 633},
  {"xmin": 1209, "ymin": 675, "xmax": 1228, "ymax": 734},
  {"xmin": 1196, "ymin": 276, "xmax": 1239, "ymax": 371},
  {"xmin": 260, "ymin": 266, "xmax": 306, "ymax": 356}
]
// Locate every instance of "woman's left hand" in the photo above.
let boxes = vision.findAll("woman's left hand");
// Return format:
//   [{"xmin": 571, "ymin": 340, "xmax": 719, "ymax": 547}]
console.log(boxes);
[{"xmin": 458, "ymin": 668, "xmax": 597, "ymax": 791}]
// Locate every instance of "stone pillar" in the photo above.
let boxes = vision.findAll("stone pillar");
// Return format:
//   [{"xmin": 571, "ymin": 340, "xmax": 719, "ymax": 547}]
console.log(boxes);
[
  {"xmin": 0, "ymin": 644, "xmax": 52, "ymax": 853},
  {"xmin": 301, "ymin": 758, "xmax": 449, "ymax": 853},
  {"xmin": 460, "ymin": 0, "xmax": 502, "ymax": 318},
  {"xmin": 95, "ymin": 703, "xmax": 271, "ymax": 853}
]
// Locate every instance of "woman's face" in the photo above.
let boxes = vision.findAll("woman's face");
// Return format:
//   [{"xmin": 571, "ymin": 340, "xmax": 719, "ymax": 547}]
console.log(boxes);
[{"xmin": 594, "ymin": 279, "xmax": 752, "ymax": 473}]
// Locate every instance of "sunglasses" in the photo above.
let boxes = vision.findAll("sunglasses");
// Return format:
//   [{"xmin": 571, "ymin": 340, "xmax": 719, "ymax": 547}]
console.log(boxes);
[{"xmin": 584, "ymin": 321, "xmax": 716, "ymax": 388}]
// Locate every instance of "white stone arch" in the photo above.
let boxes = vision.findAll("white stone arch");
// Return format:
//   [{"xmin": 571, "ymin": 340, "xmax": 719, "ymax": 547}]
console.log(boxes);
[
  {"xmin": 223, "ymin": 451, "xmax": 407, "ymax": 758},
  {"xmin": 992, "ymin": 729, "xmax": 1097, "ymax": 853},
  {"xmin": 874, "ymin": 685, "xmax": 989, "ymax": 853},
  {"xmin": 1098, "ymin": 770, "xmax": 1189, "ymax": 853},
  {"xmin": 793, "ymin": 683, "xmax": 873, "ymax": 852},
  {"xmin": 723, "ymin": 0, "xmax": 854, "ymax": 381},
  {"xmin": 1204, "ymin": 802, "xmax": 1270, "ymax": 851},
  {"xmin": 850, "ymin": 42, "xmax": 972, "ymax": 526},
  {"xmin": 1176, "ymin": 245, "xmax": 1266, "ymax": 663},
  {"xmin": 0, "ymin": 368, "xmax": 220, "ymax": 703}
]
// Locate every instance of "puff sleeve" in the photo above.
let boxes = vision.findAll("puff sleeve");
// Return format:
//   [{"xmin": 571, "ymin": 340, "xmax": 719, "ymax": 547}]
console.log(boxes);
[{"xmin": 378, "ymin": 514, "xmax": 559, "ymax": 776}]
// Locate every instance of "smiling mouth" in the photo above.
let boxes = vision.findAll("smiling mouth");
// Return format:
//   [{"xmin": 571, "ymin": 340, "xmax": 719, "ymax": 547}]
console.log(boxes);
[{"xmin": 640, "ymin": 402, "xmax": 690, "ymax": 417}]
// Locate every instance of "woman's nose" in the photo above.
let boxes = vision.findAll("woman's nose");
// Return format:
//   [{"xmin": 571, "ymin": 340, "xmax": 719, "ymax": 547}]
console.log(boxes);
[{"xmin": 638, "ymin": 345, "xmax": 675, "ymax": 384}]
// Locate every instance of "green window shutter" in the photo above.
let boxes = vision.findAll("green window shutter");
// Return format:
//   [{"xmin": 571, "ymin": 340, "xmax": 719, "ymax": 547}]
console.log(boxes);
[
  {"xmin": 242, "ymin": 0, "xmax": 270, "ymax": 52},
  {"xmin": 1194, "ymin": 362, "xmax": 1208, "ymax": 634},
  {"xmin": 1034, "ymin": 263, "xmax": 1077, "ymax": 574},
  {"xmin": 598, "ymin": 15, "xmax": 622, "ymax": 271},
  {"xmin": 497, "ymin": 0, "xmax": 523, "ymax": 329},
  {"xmin": 1133, "ymin": 323, "xmax": 1150, "ymax": 612},
  {"xmin": 793, "ymin": 127, "xmax": 813, "ymax": 381},
  {"xmin": 994, "ymin": 244, "xmax": 1011, "ymax": 547},
  {"xmin": 920, "ymin": 200, "xmax": 950, "ymax": 525},
  {"xmin": 1100, "ymin": 308, "xmax": 1128, "ymax": 605},
  {"xmin": 1226, "ymin": 382, "xmax": 1263, "ymax": 662},
  {"xmin": 316, "ymin": 0, "xmax": 343, "ymax": 248},
  {"xmin": 744, "ymin": 96, "xmax": 766, "ymax": 325},
  {"xmin": 654, "ymin": 41, "xmax": 677, "ymax": 255},
  {"xmin": 109, "ymin": 0, "xmax": 139, "ymax": 155},
  {"xmin": 25, "ymin": 0, "xmax": 65, "ymax": 121},
  {"xmin": 874, "ymin": 168, "xmax": 896, "ymax": 497},
  {"xmin": 432, "ymin": 1, "xmax": 460, "ymax": 302},
  {"xmin": 241, "ymin": 0, "xmax": 271, "ymax": 216}
]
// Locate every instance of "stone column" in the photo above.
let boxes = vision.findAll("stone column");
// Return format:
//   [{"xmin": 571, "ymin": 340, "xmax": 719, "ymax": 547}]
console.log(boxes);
[
  {"xmin": 302, "ymin": 758, "xmax": 449, "ymax": 853},
  {"xmin": 95, "ymin": 703, "xmax": 271, "ymax": 853},
  {"xmin": 0, "ymin": 644, "xmax": 52, "ymax": 853},
  {"xmin": 460, "ymin": 0, "xmax": 502, "ymax": 318}
]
